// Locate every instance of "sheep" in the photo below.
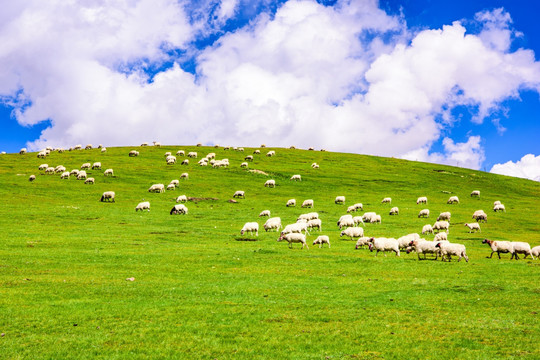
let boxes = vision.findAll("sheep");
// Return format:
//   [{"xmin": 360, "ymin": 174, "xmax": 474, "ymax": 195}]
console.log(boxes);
[
  {"xmin": 493, "ymin": 204, "xmax": 506, "ymax": 212},
  {"xmin": 510, "ymin": 242, "xmax": 535, "ymax": 260},
  {"xmin": 60, "ymin": 171, "xmax": 70, "ymax": 179},
  {"xmin": 340, "ymin": 227, "xmax": 364, "ymax": 240},
  {"xmin": 233, "ymin": 190, "xmax": 245, "ymax": 198},
  {"xmin": 153, "ymin": 141, "xmax": 161, "ymax": 147},
  {"xmin": 180, "ymin": 173, "xmax": 189, "ymax": 180},
  {"xmin": 311, "ymin": 163, "xmax": 319, "ymax": 169},
  {"xmin": 397, "ymin": 233, "xmax": 420, "ymax": 249},
  {"xmin": 389, "ymin": 207, "xmax": 399, "ymax": 215},
  {"xmin": 240, "ymin": 162, "xmax": 248, "ymax": 168},
  {"xmin": 166, "ymin": 156, "xmax": 176, "ymax": 165},
  {"xmin": 382, "ymin": 197, "xmax": 392, "ymax": 204},
  {"xmin": 290, "ymin": 174, "xmax": 302, "ymax": 181},
  {"xmin": 335, "ymin": 196, "xmax": 345, "ymax": 204},
  {"xmin": 368, "ymin": 237, "xmax": 400, "ymax": 257},
  {"xmin": 148, "ymin": 184, "xmax": 165, "ymax": 193},
  {"xmin": 264, "ymin": 217, "xmax": 282, "ymax": 232},
  {"xmin": 81, "ymin": 163, "xmax": 91, "ymax": 170},
  {"xmin": 470, "ymin": 190, "xmax": 480, "ymax": 198},
  {"xmin": 240, "ymin": 222, "xmax": 259, "ymax": 236},
  {"xmin": 347, "ymin": 205, "xmax": 356, "ymax": 213},
  {"xmin": 100, "ymin": 191, "xmax": 115, "ymax": 202},
  {"xmin": 301, "ymin": 212, "xmax": 319, "ymax": 221},
  {"xmin": 482, "ymin": 239, "xmax": 514, "ymax": 259},
  {"xmin": 45, "ymin": 167, "xmax": 55, "ymax": 174},
  {"xmin": 55, "ymin": 165, "xmax": 66, "ymax": 174},
  {"xmin": 286, "ymin": 199, "xmax": 296, "ymax": 207},
  {"xmin": 253, "ymin": 150, "xmax": 260, "ymax": 154},
  {"xmin": 85, "ymin": 178, "xmax": 95, "ymax": 184},
  {"xmin": 416, "ymin": 196, "xmax": 428, "ymax": 204},
  {"xmin": 493, "ymin": 200, "xmax": 501, "ymax": 206},
  {"xmin": 170, "ymin": 204, "xmax": 188, "ymax": 215},
  {"xmin": 338, "ymin": 216, "xmax": 355, "ymax": 229},
  {"xmin": 167, "ymin": 184, "xmax": 176, "ymax": 191},
  {"xmin": 435, "ymin": 242, "xmax": 469, "ymax": 262},
  {"xmin": 104, "ymin": 169, "xmax": 114, "ymax": 176},
  {"xmin": 354, "ymin": 237, "xmax": 371, "ymax": 249},
  {"xmin": 29, "ymin": 175, "xmax": 36, "ymax": 182},
  {"xmin": 39, "ymin": 164, "xmax": 48, "ymax": 170},
  {"xmin": 308, "ymin": 147, "xmax": 314, "ymax": 151},
  {"xmin": 447, "ymin": 196, "xmax": 459, "ymax": 204},
  {"xmin": 77, "ymin": 171, "xmax": 87, "ymax": 180},
  {"xmin": 70, "ymin": 169, "xmax": 79, "ymax": 176},
  {"xmin": 164, "ymin": 152, "xmax": 172, "ymax": 157},
  {"xmin": 260, "ymin": 144, "xmax": 266, "ymax": 148},
  {"xmin": 187, "ymin": 152, "xmax": 197, "ymax": 158},
  {"xmin": 407, "ymin": 239, "xmax": 440, "ymax": 260},
  {"xmin": 176, "ymin": 150, "xmax": 185, "ymax": 156},
  {"xmin": 266, "ymin": 150, "xmax": 275, "ymax": 157},
  {"xmin": 198, "ymin": 159, "xmax": 208, "ymax": 166},
  {"xmin": 434, "ymin": 232, "xmax": 448, "ymax": 242},
  {"xmin": 135, "ymin": 201, "xmax": 150, "ymax": 212},
  {"xmin": 181, "ymin": 159, "xmax": 189, "ymax": 165},
  {"xmin": 281, "ymin": 222, "xmax": 309, "ymax": 235},
  {"xmin": 141, "ymin": 142, "xmax": 148, "ymax": 146},
  {"xmin": 169, "ymin": 180, "xmax": 179, "ymax": 187},
  {"xmin": 129, "ymin": 150, "xmax": 139, "ymax": 157},
  {"xmin": 264, "ymin": 179, "xmax": 276, "ymax": 188},
  {"xmin": 74, "ymin": 144, "xmax": 82, "ymax": 150},
  {"xmin": 307, "ymin": 219, "xmax": 322, "ymax": 231},
  {"xmin": 353, "ymin": 203, "xmax": 363, "ymax": 211},
  {"xmin": 101, "ymin": 147, "xmax": 107, "ymax": 153},
  {"xmin": 19, "ymin": 148, "xmax": 27, "ymax": 154},
  {"xmin": 176, "ymin": 195, "xmax": 187, "ymax": 203},
  {"xmin": 472, "ymin": 210, "xmax": 488, "ymax": 222},
  {"xmin": 418, "ymin": 209, "xmax": 430, "ymax": 218},
  {"xmin": 362, "ymin": 212, "xmax": 376, "ymax": 223},
  {"xmin": 245, "ymin": 155, "xmax": 254, "ymax": 161},
  {"xmin": 437, "ymin": 212, "xmax": 451, "ymax": 222},
  {"xmin": 85, "ymin": 144, "xmax": 93, "ymax": 150},
  {"xmin": 92, "ymin": 162, "xmax": 102, "ymax": 170},
  {"xmin": 37, "ymin": 151, "xmax": 47, "ymax": 158},
  {"xmin": 422, "ymin": 224, "xmax": 433, "ymax": 235},
  {"xmin": 301, "ymin": 199, "xmax": 314, "ymax": 208},
  {"xmin": 259, "ymin": 210, "xmax": 271, "ymax": 217},
  {"xmin": 464, "ymin": 223, "xmax": 481, "ymax": 233},
  {"xmin": 278, "ymin": 233, "xmax": 308, "ymax": 249},
  {"xmin": 433, "ymin": 220, "xmax": 450, "ymax": 233},
  {"xmin": 313, "ymin": 235, "xmax": 330, "ymax": 248},
  {"xmin": 370, "ymin": 214, "xmax": 382, "ymax": 224},
  {"xmin": 531, "ymin": 246, "xmax": 540, "ymax": 258}
]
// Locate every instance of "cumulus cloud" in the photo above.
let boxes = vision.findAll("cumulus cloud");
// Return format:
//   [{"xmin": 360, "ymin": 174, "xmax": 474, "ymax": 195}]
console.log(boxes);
[
  {"xmin": 490, "ymin": 154, "xmax": 540, "ymax": 181},
  {"xmin": 1, "ymin": 1, "xmax": 540, "ymax": 170}
]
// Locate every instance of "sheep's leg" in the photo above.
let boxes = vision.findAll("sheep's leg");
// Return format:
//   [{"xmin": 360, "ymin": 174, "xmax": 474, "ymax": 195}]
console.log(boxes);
[
  {"xmin": 489, "ymin": 251, "xmax": 495, "ymax": 258},
  {"xmin": 497, "ymin": 251, "xmax": 501, "ymax": 259}
]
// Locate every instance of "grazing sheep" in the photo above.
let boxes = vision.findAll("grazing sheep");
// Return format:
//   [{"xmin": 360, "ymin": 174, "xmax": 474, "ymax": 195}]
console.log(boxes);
[
  {"xmin": 338, "ymin": 216, "xmax": 355, "ymax": 229},
  {"xmin": 81, "ymin": 163, "xmax": 91, "ymax": 170},
  {"xmin": 307, "ymin": 219, "xmax": 322, "ymax": 231},
  {"xmin": 470, "ymin": 190, "xmax": 480, "ymax": 198},
  {"xmin": 260, "ymin": 144, "xmax": 266, "ymax": 148},
  {"xmin": 263, "ymin": 217, "xmax": 282, "ymax": 232},
  {"xmin": 493, "ymin": 204, "xmax": 506, "ymax": 212},
  {"xmin": 253, "ymin": 150, "xmax": 260, "ymax": 154},
  {"xmin": 301, "ymin": 199, "xmax": 314, "ymax": 208},
  {"xmin": 240, "ymin": 222, "xmax": 259, "ymax": 236},
  {"xmin": 169, "ymin": 180, "xmax": 179, "ymax": 187},
  {"xmin": 29, "ymin": 175, "xmax": 36, "ymax": 182},
  {"xmin": 129, "ymin": 150, "xmax": 139, "ymax": 157},
  {"xmin": 447, "ymin": 196, "xmax": 459, "ymax": 204},
  {"xmin": 340, "ymin": 227, "xmax": 364, "ymax": 240},
  {"xmin": 416, "ymin": 196, "xmax": 428, "ymax": 204},
  {"xmin": 493, "ymin": 200, "xmax": 501, "ymax": 206},
  {"xmin": 85, "ymin": 144, "xmax": 93, "ymax": 150},
  {"xmin": 397, "ymin": 233, "xmax": 420, "ymax": 249},
  {"xmin": 298, "ymin": 212, "xmax": 318, "ymax": 222},
  {"xmin": 435, "ymin": 242, "xmax": 469, "ymax": 262},
  {"xmin": 434, "ymin": 232, "xmax": 448, "ymax": 242},
  {"xmin": 164, "ymin": 152, "xmax": 172, "ymax": 157},
  {"xmin": 104, "ymin": 169, "xmax": 114, "ymax": 176},
  {"xmin": 55, "ymin": 165, "xmax": 66, "ymax": 174},
  {"xmin": 45, "ymin": 167, "xmax": 55, "ymax": 174},
  {"xmin": 259, "ymin": 210, "xmax": 271, "ymax": 217},
  {"xmin": 382, "ymin": 197, "xmax": 391, "ymax": 204},
  {"xmin": 167, "ymin": 184, "xmax": 176, "ymax": 191},
  {"xmin": 176, "ymin": 195, "xmax": 187, "ymax": 203},
  {"xmin": 85, "ymin": 178, "xmax": 95, "ymax": 184},
  {"xmin": 77, "ymin": 171, "xmax": 87, "ymax": 180},
  {"xmin": 153, "ymin": 141, "xmax": 161, "ymax": 147},
  {"xmin": 176, "ymin": 150, "xmax": 185, "ymax": 156},
  {"xmin": 240, "ymin": 162, "xmax": 248, "ymax": 168},
  {"xmin": 464, "ymin": 223, "xmax": 481, "ymax": 233},
  {"xmin": 281, "ymin": 222, "xmax": 310, "ymax": 235},
  {"xmin": 352, "ymin": 216, "xmax": 365, "ymax": 226},
  {"xmin": 244, "ymin": 155, "xmax": 254, "ymax": 161},
  {"xmin": 170, "ymin": 204, "xmax": 188, "ymax": 215},
  {"xmin": 19, "ymin": 148, "xmax": 27, "ymax": 154},
  {"xmin": 101, "ymin": 147, "xmax": 107, "ymax": 153},
  {"xmin": 362, "ymin": 212, "xmax": 376, "ymax": 223},
  {"xmin": 335, "ymin": 196, "xmax": 345, "ymax": 204},
  {"xmin": 347, "ymin": 205, "xmax": 356, "ymax": 213},
  {"xmin": 290, "ymin": 174, "xmax": 302, "ymax": 181},
  {"xmin": 286, "ymin": 199, "xmax": 296, "ymax": 207},
  {"xmin": 74, "ymin": 144, "xmax": 82, "ymax": 150},
  {"xmin": 368, "ymin": 237, "xmax": 400, "ymax": 257},
  {"xmin": 353, "ymin": 203, "xmax": 363, "ymax": 211},
  {"xmin": 389, "ymin": 207, "xmax": 399, "ymax": 215},
  {"xmin": 100, "ymin": 191, "xmax": 115, "ymax": 202},
  {"xmin": 531, "ymin": 246, "xmax": 540, "ymax": 258},
  {"xmin": 181, "ymin": 159, "xmax": 189, "ymax": 165},
  {"xmin": 92, "ymin": 162, "xmax": 102, "ymax": 170},
  {"xmin": 166, "ymin": 156, "xmax": 176, "ymax": 165},
  {"xmin": 510, "ymin": 242, "xmax": 535, "ymax": 260},
  {"xmin": 60, "ymin": 171, "xmax": 70, "ymax": 179},
  {"xmin": 233, "ymin": 190, "xmax": 245, "ymax": 199},
  {"xmin": 418, "ymin": 209, "xmax": 430, "ymax": 218},
  {"xmin": 472, "ymin": 210, "xmax": 488, "ymax": 222},
  {"xmin": 437, "ymin": 212, "xmax": 451, "ymax": 222},
  {"xmin": 266, "ymin": 150, "xmax": 275, "ymax": 157},
  {"xmin": 311, "ymin": 163, "xmax": 319, "ymax": 169},
  {"xmin": 370, "ymin": 214, "xmax": 382, "ymax": 224},
  {"xmin": 39, "ymin": 164, "xmax": 48, "ymax": 170},
  {"xmin": 180, "ymin": 173, "xmax": 189, "ymax": 180},
  {"xmin": 70, "ymin": 169, "xmax": 79, "ymax": 176},
  {"xmin": 187, "ymin": 152, "xmax": 197, "ymax": 158},
  {"xmin": 422, "ymin": 224, "xmax": 433, "ymax": 235},
  {"xmin": 135, "ymin": 201, "xmax": 150, "ymax": 212},
  {"xmin": 141, "ymin": 142, "xmax": 148, "ymax": 146},
  {"xmin": 278, "ymin": 233, "xmax": 308, "ymax": 249},
  {"xmin": 407, "ymin": 239, "xmax": 440, "ymax": 260},
  {"xmin": 37, "ymin": 151, "xmax": 47, "ymax": 158},
  {"xmin": 308, "ymin": 147, "xmax": 314, "ymax": 151},
  {"xmin": 354, "ymin": 237, "xmax": 371, "ymax": 249},
  {"xmin": 148, "ymin": 184, "xmax": 165, "ymax": 193},
  {"xmin": 433, "ymin": 220, "xmax": 450, "ymax": 233},
  {"xmin": 482, "ymin": 239, "xmax": 514, "ymax": 259},
  {"xmin": 313, "ymin": 235, "xmax": 330, "ymax": 248},
  {"xmin": 264, "ymin": 179, "xmax": 276, "ymax": 188}
]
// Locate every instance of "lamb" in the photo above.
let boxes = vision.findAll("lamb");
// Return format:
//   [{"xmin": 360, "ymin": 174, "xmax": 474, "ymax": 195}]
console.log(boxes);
[
  {"xmin": 39, "ymin": 164, "xmax": 48, "ymax": 170},
  {"xmin": 104, "ymin": 169, "xmax": 114, "ymax": 176},
  {"xmin": 435, "ymin": 242, "xmax": 469, "ymax": 262},
  {"xmin": 135, "ymin": 201, "xmax": 150, "ymax": 212},
  {"xmin": 354, "ymin": 237, "xmax": 371, "ymax": 249},
  {"xmin": 240, "ymin": 222, "xmax": 259, "ymax": 236},
  {"xmin": 233, "ymin": 190, "xmax": 245, "ymax": 198},
  {"xmin": 335, "ymin": 196, "xmax": 345, "ymax": 204},
  {"xmin": 259, "ymin": 210, "xmax": 271, "ymax": 217},
  {"xmin": 170, "ymin": 204, "xmax": 188, "ymax": 215},
  {"xmin": 129, "ymin": 150, "xmax": 139, "ymax": 157},
  {"xmin": 100, "ymin": 191, "xmax": 115, "ymax": 202},
  {"xmin": 92, "ymin": 162, "xmax": 102, "ymax": 170},
  {"xmin": 176, "ymin": 195, "xmax": 187, "ymax": 203},
  {"xmin": 382, "ymin": 197, "xmax": 392, "ymax": 204},
  {"xmin": 60, "ymin": 171, "xmax": 70, "ymax": 179},
  {"xmin": 264, "ymin": 217, "xmax": 282, "ymax": 232},
  {"xmin": 368, "ymin": 237, "xmax": 400, "ymax": 257},
  {"xmin": 290, "ymin": 174, "xmax": 302, "ymax": 181},
  {"xmin": 389, "ymin": 207, "xmax": 399, "ymax": 215},
  {"xmin": 418, "ymin": 209, "xmax": 430, "ymax": 218},
  {"xmin": 416, "ymin": 196, "xmax": 428, "ymax": 204},
  {"xmin": 464, "ymin": 223, "xmax": 481, "ymax": 233},
  {"xmin": 278, "ymin": 233, "xmax": 308, "ymax": 249},
  {"xmin": 397, "ymin": 233, "xmax": 420, "ymax": 249},
  {"xmin": 286, "ymin": 199, "xmax": 296, "ymax": 207},
  {"xmin": 180, "ymin": 173, "xmax": 189, "ymax": 180},
  {"xmin": 470, "ymin": 190, "xmax": 480, "ymax": 197},
  {"xmin": 29, "ymin": 175, "xmax": 36, "ymax": 181},
  {"xmin": 264, "ymin": 179, "xmax": 276, "ymax": 188},
  {"xmin": 531, "ymin": 246, "xmax": 540, "ymax": 258},
  {"xmin": 81, "ymin": 163, "xmax": 91, "ymax": 170},
  {"xmin": 434, "ymin": 232, "xmax": 448, "ymax": 242},
  {"xmin": 447, "ymin": 196, "xmax": 459, "ymax": 204},
  {"xmin": 493, "ymin": 204, "xmax": 506, "ymax": 212},
  {"xmin": 313, "ymin": 235, "xmax": 330, "ymax": 248},
  {"xmin": 181, "ymin": 159, "xmax": 189, "ymax": 165},
  {"xmin": 407, "ymin": 239, "xmax": 439, "ymax": 260},
  {"xmin": 472, "ymin": 210, "xmax": 488, "ymax": 222},
  {"xmin": 340, "ymin": 227, "xmax": 364, "ymax": 240},
  {"xmin": 422, "ymin": 224, "xmax": 433, "ymax": 235},
  {"xmin": 482, "ymin": 239, "xmax": 514, "ymax": 259},
  {"xmin": 433, "ymin": 220, "xmax": 450, "ymax": 233},
  {"xmin": 307, "ymin": 219, "xmax": 322, "ymax": 231},
  {"xmin": 148, "ymin": 184, "xmax": 165, "ymax": 193},
  {"xmin": 301, "ymin": 199, "xmax": 314, "ymax": 208},
  {"xmin": 510, "ymin": 242, "xmax": 535, "ymax": 260},
  {"xmin": 266, "ymin": 150, "xmax": 275, "ymax": 157},
  {"xmin": 77, "ymin": 171, "xmax": 87, "ymax": 180},
  {"xmin": 176, "ymin": 150, "xmax": 185, "ymax": 156},
  {"xmin": 437, "ymin": 212, "xmax": 451, "ymax": 222},
  {"xmin": 85, "ymin": 178, "xmax": 95, "ymax": 184}
]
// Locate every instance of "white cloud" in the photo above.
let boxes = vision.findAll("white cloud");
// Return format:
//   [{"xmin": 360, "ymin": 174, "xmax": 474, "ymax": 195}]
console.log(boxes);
[{"xmin": 490, "ymin": 154, "xmax": 540, "ymax": 181}]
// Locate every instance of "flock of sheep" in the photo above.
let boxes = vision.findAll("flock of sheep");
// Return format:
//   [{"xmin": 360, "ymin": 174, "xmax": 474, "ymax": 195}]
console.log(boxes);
[{"xmin": 18, "ymin": 143, "xmax": 539, "ymax": 262}]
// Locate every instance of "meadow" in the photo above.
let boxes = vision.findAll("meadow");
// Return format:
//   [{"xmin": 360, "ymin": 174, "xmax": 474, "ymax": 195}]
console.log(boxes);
[{"xmin": 0, "ymin": 145, "xmax": 539, "ymax": 359}]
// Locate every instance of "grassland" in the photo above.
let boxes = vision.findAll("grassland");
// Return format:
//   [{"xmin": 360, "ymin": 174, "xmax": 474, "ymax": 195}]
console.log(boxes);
[{"xmin": 0, "ymin": 145, "xmax": 539, "ymax": 359}]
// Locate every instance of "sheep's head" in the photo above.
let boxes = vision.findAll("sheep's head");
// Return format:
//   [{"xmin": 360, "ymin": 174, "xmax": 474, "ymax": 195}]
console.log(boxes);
[
  {"xmin": 408, "ymin": 240, "xmax": 415, "ymax": 247},
  {"xmin": 481, "ymin": 239, "xmax": 491, "ymax": 245},
  {"xmin": 368, "ymin": 243, "xmax": 374, "ymax": 252},
  {"xmin": 340, "ymin": 231, "xmax": 345, "ymax": 237},
  {"xmin": 435, "ymin": 242, "xmax": 442, "ymax": 248}
]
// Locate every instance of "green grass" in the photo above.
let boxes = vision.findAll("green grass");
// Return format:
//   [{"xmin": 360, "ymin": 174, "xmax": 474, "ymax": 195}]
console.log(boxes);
[{"xmin": 0, "ymin": 145, "xmax": 539, "ymax": 359}]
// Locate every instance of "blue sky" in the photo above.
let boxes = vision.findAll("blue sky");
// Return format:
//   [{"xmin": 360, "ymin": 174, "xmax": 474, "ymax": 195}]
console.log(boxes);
[{"xmin": 0, "ymin": 0, "xmax": 539, "ymax": 179}]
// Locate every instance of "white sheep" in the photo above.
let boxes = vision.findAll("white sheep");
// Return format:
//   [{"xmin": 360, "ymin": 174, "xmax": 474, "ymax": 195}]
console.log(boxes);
[
  {"xmin": 45, "ymin": 167, "xmax": 55, "ymax": 174},
  {"xmin": 148, "ymin": 184, "xmax": 165, "ymax": 193},
  {"xmin": 19, "ymin": 148, "xmax": 27, "ymax": 154},
  {"xmin": 37, "ymin": 151, "xmax": 47, "ymax": 158},
  {"xmin": 181, "ymin": 159, "xmax": 189, "ymax": 165},
  {"xmin": 335, "ymin": 195, "xmax": 346, "ymax": 204},
  {"xmin": 352, "ymin": 216, "xmax": 365, "ymax": 226},
  {"xmin": 266, "ymin": 150, "xmax": 275, "ymax": 157},
  {"xmin": 311, "ymin": 163, "xmax": 319, "ymax": 169},
  {"xmin": 240, "ymin": 162, "xmax": 248, "ymax": 168},
  {"xmin": 187, "ymin": 152, "xmax": 198, "ymax": 158},
  {"xmin": 464, "ymin": 223, "xmax": 481, "ymax": 233},
  {"xmin": 70, "ymin": 169, "xmax": 79, "ymax": 176},
  {"xmin": 240, "ymin": 222, "xmax": 259, "ymax": 236},
  {"xmin": 286, "ymin": 199, "xmax": 296, "ymax": 207},
  {"xmin": 264, "ymin": 179, "xmax": 276, "ymax": 188},
  {"xmin": 313, "ymin": 235, "xmax": 330, "ymax": 248},
  {"xmin": 368, "ymin": 237, "xmax": 400, "ymax": 257},
  {"xmin": 433, "ymin": 220, "xmax": 450, "ymax": 233},
  {"xmin": 169, "ymin": 180, "xmax": 179, "ymax": 187},
  {"xmin": 416, "ymin": 196, "xmax": 428, "ymax": 204},
  {"xmin": 418, "ymin": 209, "xmax": 430, "ymax": 218},
  {"xmin": 353, "ymin": 203, "xmax": 363, "ymax": 211},
  {"xmin": 338, "ymin": 216, "xmax": 355, "ymax": 229},
  {"xmin": 176, "ymin": 150, "xmax": 185, "ymax": 156},
  {"xmin": 253, "ymin": 150, "xmax": 260, "ymax": 154},
  {"xmin": 55, "ymin": 165, "xmax": 66, "ymax": 173},
  {"xmin": 290, "ymin": 174, "xmax": 301, "ymax": 181},
  {"xmin": 100, "ymin": 191, "xmax": 115, "ymax": 202},
  {"xmin": 233, "ymin": 190, "xmax": 245, "ymax": 198},
  {"xmin": 176, "ymin": 195, "xmax": 188, "ymax": 203},
  {"xmin": 167, "ymin": 184, "xmax": 176, "ymax": 191},
  {"xmin": 29, "ymin": 175, "xmax": 36, "ymax": 182},
  {"xmin": 85, "ymin": 178, "xmax": 95, "ymax": 184},
  {"xmin": 39, "ymin": 164, "xmax": 48, "ymax": 170},
  {"xmin": 153, "ymin": 141, "xmax": 161, "ymax": 147},
  {"xmin": 92, "ymin": 162, "xmax": 102, "ymax": 170},
  {"xmin": 77, "ymin": 171, "xmax": 87, "ymax": 180},
  {"xmin": 264, "ymin": 217, "xmax": 282, "ymax": 232},
  {"xmin": 422, "ymin": 224, "xmax": 433, "ymax": 235},
  {"xmin": 362, "ymin": 212, "xmax": 376, "ymax": 223},
  {"xmin": 301, "ymin": 199, "xmax": 314, "ymax": 208},
  {"xmin": 307, "ymin": 219, "xmax": 322, "ymax": 231},
  {"xmin": 347, "ymin": 205, "xmax": 356, "ymax": 213},
  {"xmin": 435, "ymin": 242, "xmax": 469, "ymax": 262},
  {"xmin": 101, "ymin": 147, "xmax": 107, "ymax": 153},
  {"xmin": 170, "ymin": 204, "xmax": 188, "ymax": 215},
  {"xmin": 164, "ymin": 152, "xmax": 172, "ymax": 157},
  {"xmin": 434, "ymin": 232, "xmax": 448, "ymax": 242},
  {"xmin": 407, "ymin": 239, "xmax": 440, "ymax": 260},
  {"xmin": 482, "ymin": 239, "xmax": 514, "ymax": 259},
  {"xmin": 382, "ymin": 197, "xmax": 392, "ymax": 204},
  {"xmin": 278, "ymin": 233, "xmax": 308, "ymax": 249},
  {"xmin": 135, "ymin": 201, "xmax": 150, "ymax": 212},
  {"xmin": 180, "ymin": 173, "xmax": 189, "ymax": 180},
  {"xmin": 470, "ymin": 190, "xmax": 480, "ymax": 198},
  {"xmin": 104, "ymin": 169, "xmax": 114, "ymax": 176},
  {"xmin": 340, "ymin": 227, "xmax": 364, "ymax": 240},
  {"xmin": 397, "ymin": 233, "xmax": 420, "ymax": 249},
  {"xmin": 531, "ymin": 246, "xmax": 540, "ymax": 258},
  {"xmin": 81, "ymin": 163, "xmax": 91, "ymax": 170},
  {"xmin": 354, "ymin": 237, "xmax": 371, "ymax": 249},
  {"xmin": 493, "ymin": 200, "xmax": 501, "ymax": 206},
  {"xmin": 510, "ymin": 242, "xmax": 535, "ymax": 260},
  {"xmin": 447, "ymin": 196, "xmax": 459, "ymax": 204},
  {"xmin": 259, "ymin": 210, "xmax": 271, "ymax": 217},
  {"xmin": 141, "ymin": 142, "xmax": 148, "ymax": 146},
  {"xmin": 370, "ymin": 214, "xmax": 382, "ymax": 224},
  {"xmin": 493, "ymin": 204, "xmax": 506, "ymax": 212},
  {"xmin": 281, "ymin": 223, "xmax": 309, "ymax": 235},
  {"xmin": 389, "ymin": 207, "xmax": 399, "ymax": 215},
  {"xmin": 85, "ymin": 144, "xmax": 93, "ymax": 150},
  {"xmin": 166, "ymin": 156, "xmax": 176, "ymax": 165},
  {"xmin": 472, "ymin": 210, "xmax": 488, "ymax": 222},
  {"xmin": 60, "ymin": 171, "xmax": 70, "ymax": 179},
  {"xmin": 129, "ymin": 150, "xmax": 139, "ymax": 157}
]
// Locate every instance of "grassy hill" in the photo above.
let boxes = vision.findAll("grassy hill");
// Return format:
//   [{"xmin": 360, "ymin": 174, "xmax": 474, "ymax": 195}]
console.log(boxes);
[{"xmin": 0, "ymin": 145, "xmax": 539, "ymax": 359}]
